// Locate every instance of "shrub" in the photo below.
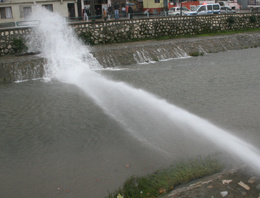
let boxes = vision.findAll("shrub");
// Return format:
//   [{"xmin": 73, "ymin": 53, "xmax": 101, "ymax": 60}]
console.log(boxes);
[
  {"xmin": 249, "ymin": 15, "xmax": 257, "ymax": 23},
  {"xmin": 107, "ymin": 157, "xmax": 222, "ymax": 198},
  {"xmin": 226, "ymin": 16, "xmax": 235, "ymax": 26},
  {"xmin": 78, "ymin": 32, "xmax": 94, "ymax": 45},
  {"xmin": 12, "ymin": 37, "xmax": 28, "ymax": 53}
]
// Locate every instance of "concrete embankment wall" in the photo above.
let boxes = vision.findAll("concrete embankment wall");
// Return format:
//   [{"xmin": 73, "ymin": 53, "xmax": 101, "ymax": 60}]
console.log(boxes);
[
  {"xmin": 91, "ymin": 32, "xmax": 260, "ymax": 67},
  {"xmin": 0, "ymin": 55, "xmax": 44, "ymax": 83},
  {"xmin": 0, "ymin": 13, "xmax": 260, "ymax": 55},
  {"xmin": 0, "ymin": 32, "xmax": 260, "ymax": 83}
]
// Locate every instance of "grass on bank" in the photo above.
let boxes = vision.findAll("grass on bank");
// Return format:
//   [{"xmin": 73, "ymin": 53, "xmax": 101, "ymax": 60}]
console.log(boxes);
[
  {"xmin": 155, "ymin": 28, "xmax": 260, "ymax": 41},
  {"xmin": 107, "ymin": 156, "xmax": 223, "ymax": 198}
]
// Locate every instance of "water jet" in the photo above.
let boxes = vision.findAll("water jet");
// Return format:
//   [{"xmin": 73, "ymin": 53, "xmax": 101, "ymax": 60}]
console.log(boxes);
[{"xmin": 28, "ymin": 7, "xmax": 260, "ymax": 172}]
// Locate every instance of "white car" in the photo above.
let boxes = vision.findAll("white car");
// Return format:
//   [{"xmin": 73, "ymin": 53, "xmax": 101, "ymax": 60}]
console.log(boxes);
[{"xmin": 168, "ymin": 7, "xmax": 190, "ymax": 16}]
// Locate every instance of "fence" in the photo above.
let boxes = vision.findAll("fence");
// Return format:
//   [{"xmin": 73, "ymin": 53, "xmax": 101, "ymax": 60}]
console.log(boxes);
[{"xmin": 0, "ymin": 10, "xmax": 202, "ymax": 28}]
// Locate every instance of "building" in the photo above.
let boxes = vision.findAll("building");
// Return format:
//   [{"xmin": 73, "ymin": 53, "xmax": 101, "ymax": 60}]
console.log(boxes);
[
  {"xmin": 82, "ymin": 0, "xmax": 110, "ymax": 16},
  {"xmin": 81, "ymin": 0, "xmax": 143, "ymax": 17},
  {"xmin": 0, "ymin": 0, "xmax": 79, "ymax": 25},
  {"xmin": 143, "ymin": 0, "xmax": 165, "ymax": 13}
]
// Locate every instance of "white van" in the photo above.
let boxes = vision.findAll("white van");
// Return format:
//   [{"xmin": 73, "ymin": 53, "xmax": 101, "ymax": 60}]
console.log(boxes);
[
  {"xmin": 185, "ymin": 3, "xmax": 221, "ymax": 16},
  {"xmin": 196, "ymin": 3, "xmax": 221, "ymax": 15}
]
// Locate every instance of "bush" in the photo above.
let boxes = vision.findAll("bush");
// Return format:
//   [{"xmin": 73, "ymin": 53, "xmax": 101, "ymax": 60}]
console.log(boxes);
[
  {"xmin": 78, "ymin": 32, "xmax": 94, "ymax": 45},
  {"xmin": 249, "ymin": 15, "xmax": 257, "ymax": 23},
  {"xmin": 226, "ymin": 16, "xmax": 235, "ymax": 26},
  {"xmin": 12, "ymin": 37, "xmax": 28, "ymax": 53}
]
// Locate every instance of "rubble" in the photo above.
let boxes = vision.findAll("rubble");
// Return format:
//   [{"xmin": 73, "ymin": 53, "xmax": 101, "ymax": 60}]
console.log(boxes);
[{"xmin": 161, "ymin": 167, "xmax": 260, "ymax": 198}]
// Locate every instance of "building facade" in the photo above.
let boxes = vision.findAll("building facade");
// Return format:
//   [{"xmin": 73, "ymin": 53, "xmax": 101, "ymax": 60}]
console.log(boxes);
[{"xmin": 0, "ymin": 0, "xmax": 78, "ymax": 24}]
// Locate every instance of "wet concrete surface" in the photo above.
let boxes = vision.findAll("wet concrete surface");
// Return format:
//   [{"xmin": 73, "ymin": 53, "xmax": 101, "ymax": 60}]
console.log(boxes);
[{"xmin": 162, "ymin": 167, "xmax": 260, "ymax": 198}]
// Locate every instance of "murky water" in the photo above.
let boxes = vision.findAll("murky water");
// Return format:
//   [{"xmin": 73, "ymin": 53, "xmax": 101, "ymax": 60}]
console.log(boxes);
[{"xmin": 1, "ymin": 48, "xmax": 260, "ymax": 198}]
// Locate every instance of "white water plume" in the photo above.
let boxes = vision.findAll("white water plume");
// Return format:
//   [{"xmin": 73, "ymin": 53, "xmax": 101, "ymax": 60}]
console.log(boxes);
[{"xmin": 29, "ymin": 8, "xmax": 260, "ymax": 172}]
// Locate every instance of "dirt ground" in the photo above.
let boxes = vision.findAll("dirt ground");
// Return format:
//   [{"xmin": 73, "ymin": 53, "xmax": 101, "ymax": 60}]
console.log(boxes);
[{"xmin": 161, "ymin": 166, "xmax": 260, "ymax": 198}]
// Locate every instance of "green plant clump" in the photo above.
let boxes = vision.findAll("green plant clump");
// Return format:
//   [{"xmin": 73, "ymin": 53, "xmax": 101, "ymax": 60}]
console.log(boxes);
[
  {"xmin": 107, "ymin": 157, "xmax": 222, "ymax": 198},
  {"xmin": 79, "ymin": 32, "xmax": 94, "ymax": 45},
  {"xmin": 12, "ymin": 37, "xmax": 28, "ymax": 53},
  {"xmin": 226, "ymin": 16, "xmax": 235, "ymax": 26},
  {"xmin": 189, "ymin": 51, "xmax": 204, "ymax": 56},
  {"xmin": 249, "ymin": 15, "xmax": 257, "ymax": 23}
]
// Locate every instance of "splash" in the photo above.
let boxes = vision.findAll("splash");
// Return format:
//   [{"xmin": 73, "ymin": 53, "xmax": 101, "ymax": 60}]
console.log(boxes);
[{"xmin": 28, "ymin": 7, "xmax": 260, "ymax": 172}]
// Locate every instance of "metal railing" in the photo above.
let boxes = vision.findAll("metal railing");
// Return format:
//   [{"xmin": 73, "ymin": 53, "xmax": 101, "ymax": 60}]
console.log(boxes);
[
  {"xmin": 0, "ymin": 10, "xmax": 253, "ymax": 29},
  {"xmin": 0, "ymin": 22, "xmax": 15, "ymax": 28},
  {"xmin": 0, "ymin": 11, "xmax": 171, "ymax": 28},
  {"xmin": 16, "ymin": 20, "xmax": 40, "ymax": 27}
]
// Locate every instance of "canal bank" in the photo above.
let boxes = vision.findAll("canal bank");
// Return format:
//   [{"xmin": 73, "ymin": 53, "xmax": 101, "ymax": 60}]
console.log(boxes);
[
  {"xmin": 0, "ymin": 31, "xmax": 260, "ymax": 83},
  {"xmin": 161, "ymin": 166, "xmax": 260, "ymax": 198}
]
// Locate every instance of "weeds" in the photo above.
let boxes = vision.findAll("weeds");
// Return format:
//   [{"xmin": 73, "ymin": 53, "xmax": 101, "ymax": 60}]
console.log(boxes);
[
  {"xmin": 107, "ymin": 157, "xmax": 222, "ymax": 198},
  {"xmin": 189, "ymin": 51, "xmax": 204, "ymax": 56},
  {"xmin": 249, "ymin": 15, "xmax": 257, "ymax": 23},
  {"xmin": 78, "ymin": 32, "xmax": 94, "ymax": 45},
  {"xmin": 226, "ymin": 16, "xmax": 235, "ymax": 26}
]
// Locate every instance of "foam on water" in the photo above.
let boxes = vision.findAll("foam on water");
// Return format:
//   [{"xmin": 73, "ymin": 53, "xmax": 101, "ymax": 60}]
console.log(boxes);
[{"xmin": 29, "ymin": 7, "xmax": 260, "ymax": 172}]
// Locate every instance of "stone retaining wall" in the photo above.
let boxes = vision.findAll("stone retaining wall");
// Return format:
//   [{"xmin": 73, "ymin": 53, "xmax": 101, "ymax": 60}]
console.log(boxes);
[
  {"xmin": 0, "ymin": 28, "xmax": 32, "ymax": 55},
  {"xmin": 0, "ymin": 13, "xmax": 260, "ymax": 55},
  {"xmin": 74, "ymin": 14, "xmax": 260, "ymax": 45},
  {"xmin": 91, "ymin": 32, "xmax": 260, "ymax": 67}
]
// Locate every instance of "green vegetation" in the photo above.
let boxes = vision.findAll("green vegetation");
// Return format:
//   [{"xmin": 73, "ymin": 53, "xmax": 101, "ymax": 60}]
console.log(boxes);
[
  {"xmin": 107, "ymin": 157, "xmax": 222, "ymax": 198},
  {"xmin": 12, "ymin": 37, "xmax": 28, "ymax": 53},
  {"xmin": 165, "ymin": 29, "xmax": 260, "ymax": 39},
  {"xmin": 226, "ymin": 16, "xmax": 235, "ymax": 26},
  {"xmin": 127, "ymin": 29, "xmax": 260, "ymax": 43},
  {"xmin": 249, "ymin": 15, "xmax": 257, "ymax": 23},
  {"xmin": 79, "ymin": 32, "xmax": 94, "ymax": 45},
  {"xmin": 189, "ymin": 51, "xmax": 204, "ymax": 56}
]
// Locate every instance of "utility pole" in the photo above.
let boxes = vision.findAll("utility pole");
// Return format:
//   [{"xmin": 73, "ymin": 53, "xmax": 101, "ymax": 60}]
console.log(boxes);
[
  {"xmin": 79, "ymin": 0, "xmax": 84, "ymax": 17},
  {"xmin": 180, "ymin": 0, "xmax": 182, "ymax": 16},
  {"xmin": 164, "ymin": 0, "xmax": 168, "ymax": 14},
  {"xmin": 90, "ymin": 0, "xmax": 95, "ymax": 16}
]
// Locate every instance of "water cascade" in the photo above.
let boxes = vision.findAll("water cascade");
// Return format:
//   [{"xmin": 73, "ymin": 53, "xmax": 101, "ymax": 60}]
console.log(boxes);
[{"xmin": 29, "ymin": 7, "xmax": 260, "ymax": 172}]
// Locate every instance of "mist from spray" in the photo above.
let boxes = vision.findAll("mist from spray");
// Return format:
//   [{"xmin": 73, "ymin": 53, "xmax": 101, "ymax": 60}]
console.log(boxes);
[{"xmin": 29, "ymin": 7, "xmax": 260, "ymax": 172}]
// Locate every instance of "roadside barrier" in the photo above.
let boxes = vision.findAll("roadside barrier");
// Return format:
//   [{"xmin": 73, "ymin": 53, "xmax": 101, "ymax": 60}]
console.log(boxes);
[{"xmin": 0, "ymin": 11, "xmax": 251, "ymax": 29}]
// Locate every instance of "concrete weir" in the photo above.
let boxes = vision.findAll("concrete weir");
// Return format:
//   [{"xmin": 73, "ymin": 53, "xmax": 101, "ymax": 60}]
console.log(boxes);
[{"xmin": 0, "ymin": 32, "xmax": 260, "ymax": 83}]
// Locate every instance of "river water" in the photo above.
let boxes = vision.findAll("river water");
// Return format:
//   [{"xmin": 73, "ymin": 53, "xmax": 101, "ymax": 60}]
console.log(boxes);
[{"xmin": 1, "ymin": 48, "xmax": 260, "ymax": 198}]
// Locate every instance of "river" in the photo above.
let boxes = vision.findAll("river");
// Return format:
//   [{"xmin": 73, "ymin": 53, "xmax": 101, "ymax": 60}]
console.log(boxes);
[{"xmin": 0, "ymin": 47, "xmax": 260, "ymax": 198}]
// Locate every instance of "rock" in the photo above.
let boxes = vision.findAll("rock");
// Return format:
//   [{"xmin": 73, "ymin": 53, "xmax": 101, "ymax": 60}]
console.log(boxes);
[
  {"xmin": 207, "ymin": 184, "xmax": 214, "ymax": 189},
  {"xmin": 256, "ymin": 183, "xmax": 260, "ymax": 190},
  {"xmin": 248, "ymin": 177, "xmax": 256, "ymax": 184},
  {"xmin": 202, "ymin": 179, "xmax": 213, "ymax": 184},
  {"xmin": 238, "ymin": 181, "xmax": 250, "ymax": 191},
  {"xmin": 220, "ymin": 191, "xmax": 228, "ymax": 197},
  {"xmin": 222, "ymin": 179, "xmax": 232, "ymax": 184},
  {"xmin": 241, "ymin": 191, "xmax": 247, "ymax": 196}
]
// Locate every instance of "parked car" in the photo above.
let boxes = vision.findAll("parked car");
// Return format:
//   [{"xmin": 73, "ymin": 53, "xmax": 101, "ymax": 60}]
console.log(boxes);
[
  {"xmin": 168, "ymin": 7, "xmax": 190, "ymax": 16},
  {"xmin": 220, "ymin": 6, "xmax": 236, "ymax": 14},
  {"xmin": 185, "ymin": 3, "xmax": 221, "ymax": 16}
]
